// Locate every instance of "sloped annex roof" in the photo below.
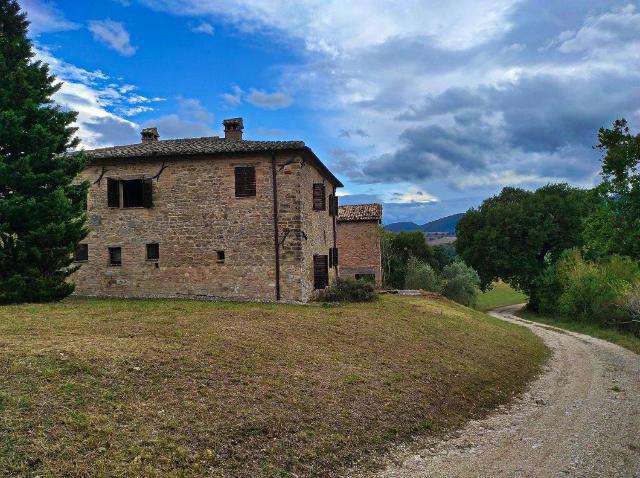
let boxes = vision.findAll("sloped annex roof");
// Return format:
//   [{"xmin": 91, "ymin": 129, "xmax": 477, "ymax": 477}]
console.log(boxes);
[
  {"xmin": 337, "ymin": 203, "xmax": 383, "ymax": 222},
  {"xmin": 79, "ymin": 136, "xmax": 343, "ymax": 187}
]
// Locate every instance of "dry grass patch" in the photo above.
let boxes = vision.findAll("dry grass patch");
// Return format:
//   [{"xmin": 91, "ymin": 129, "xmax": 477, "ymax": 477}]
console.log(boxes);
[{"xmin": 0, "ymin": 295, "xmax": 547, "ymax": 477}]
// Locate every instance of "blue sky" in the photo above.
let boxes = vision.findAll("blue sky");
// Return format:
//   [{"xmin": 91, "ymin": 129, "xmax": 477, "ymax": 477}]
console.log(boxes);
[{"xmin": 21, "ymin": 0, "xmax": 640, "ymax": 224}]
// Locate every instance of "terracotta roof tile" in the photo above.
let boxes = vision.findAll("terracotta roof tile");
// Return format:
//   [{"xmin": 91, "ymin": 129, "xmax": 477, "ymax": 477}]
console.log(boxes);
[
  {"xmin": 337, "ymin": 203, "xmax": 382, "ymax": 222},
  {"xmin": 75, "ymin": 136, "xmax": 343, "ymax": 187},
  {"xmin": 81, "ymin": 137, "xmax": 306, "ymax": 160}
]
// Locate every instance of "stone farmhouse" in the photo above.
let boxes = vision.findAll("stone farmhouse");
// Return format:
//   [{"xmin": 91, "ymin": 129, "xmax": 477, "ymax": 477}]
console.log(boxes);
[
  {"xmin": 336, "ymin": 204, "xmax": 383, "ymax": 286},
  {"xmin": 71, "ymin": 118, "xmax": 343, "ymax": 302}
]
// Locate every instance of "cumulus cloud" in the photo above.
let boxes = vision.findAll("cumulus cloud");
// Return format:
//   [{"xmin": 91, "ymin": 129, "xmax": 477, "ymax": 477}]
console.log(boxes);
[
  {"xmin": 143, "ymin": 115, "xmax": 215, "ymax": 139},
  {"xmin": 177, "ymin": 96, "xmax": 214, "ymax": 123},
  {"xmin": 245, "ymin": 89, "xmax": 293, "ymax": 109},
  {"xmin": 33, "ymin": 46, "xmax": 166, "ymax": 148},
  {"xmin": 339, "ymin": 129, "xmax": 369, "ymax": 138},
  {"xmin": 88, "ymin": 19, "xmax": 137, "ymax": 56},
  {"xmin": 140, "ymin": 0, "xmax": 518, "ymax": 53},
  {"xmin": 191, "ymin": 21, "xmax": 215, "ymax": 35},
  {"xmin": 554, "ymin": 4, "xmax": 640, "ymax": 58},
  {"xmin": 20, "ymin": 0, "xmax": 79, "ymax": 35},
  {"xmin": 222, "ymin": 85, "xmax": 243, "ymax": 106}
]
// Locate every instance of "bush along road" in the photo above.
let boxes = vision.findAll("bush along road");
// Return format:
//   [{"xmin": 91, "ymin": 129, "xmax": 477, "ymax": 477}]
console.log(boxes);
[{"xmin": 364, "ymin": 304, "xmax": 640, "ymax": 478}]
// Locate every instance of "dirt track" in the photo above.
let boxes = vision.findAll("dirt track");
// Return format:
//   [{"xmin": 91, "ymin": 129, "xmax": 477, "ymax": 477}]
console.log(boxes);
[{"xmin": 368, "ymin": 304, "xmax": 640, "ymax": 478}]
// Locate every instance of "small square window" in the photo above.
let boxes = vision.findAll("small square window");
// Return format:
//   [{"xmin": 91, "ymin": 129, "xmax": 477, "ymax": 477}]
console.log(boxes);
[
  {"xmin": 108, "ymin": 247, "xmax": 122, "ymax": 266},
  {"xmin": 146, "ymin": 243, "xmax": 159, "ymax": 261},
  {"xmin": 74, "ymin": 244, "xmax": 88, "ymax": 262},
  {"xmin": 216, "ymin": 250, "xmax": 225, "ymax": 263}
]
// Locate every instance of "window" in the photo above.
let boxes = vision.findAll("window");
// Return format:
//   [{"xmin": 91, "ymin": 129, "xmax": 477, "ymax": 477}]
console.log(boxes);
[
  {"xmin": 216, "ymin": 250, "xmax": 225, "ymax": 263},
  {"xmin": 108, "ymin": 247, "xmax": 122, "ymax": 266},
  {"xmin": 313, "ymin": 254, "xmax": 329, "ymax": 289},
  {"xmin": 313, "ymin": 183, "xmax": 326, "ymax": 211},
  {"xmin": 107, "ymin": 178, "xmax": 153, "ymax": 208},
  {"xmin": 74, "ymin": 244, "xmax": 88, "ymax": 262},
  {"xmin": 234, "ymin": 166, "xmax": 256, "ymax": 197},
  {"xmin": 146, "ymin": 243, "xmax": 159, "ymax": 261}
]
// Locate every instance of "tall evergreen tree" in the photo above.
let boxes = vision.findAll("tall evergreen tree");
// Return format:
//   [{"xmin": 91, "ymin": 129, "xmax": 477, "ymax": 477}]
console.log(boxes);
[{"xmin": 0, "ymin": 0, "xmax": 88, "ymax": 303}]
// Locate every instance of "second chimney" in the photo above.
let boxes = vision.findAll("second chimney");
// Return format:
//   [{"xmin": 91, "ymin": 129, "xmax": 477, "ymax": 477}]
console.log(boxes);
[
  {"xmin": 223, "ymin": 117, "xmax": 243, "ymax": 141},
  {"xmin": 141, "ymin": 127, "xmax": 159, "ymax": 142}
]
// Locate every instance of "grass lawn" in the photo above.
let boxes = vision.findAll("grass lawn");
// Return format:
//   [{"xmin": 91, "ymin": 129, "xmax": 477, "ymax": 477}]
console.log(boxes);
[
  {"xmin": 475, "ymin": 281, "xmax": 528, "ymax": 312},
  {"xmin": 516, "ymin": 308, "xmax": 640, "ymax": 355},
  {"xmin": 0, "ymin": 295, "xmax": 547, "ymax": 477}
]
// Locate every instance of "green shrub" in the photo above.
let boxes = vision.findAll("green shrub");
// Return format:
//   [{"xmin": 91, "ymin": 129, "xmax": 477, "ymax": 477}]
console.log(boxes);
[
  {"xmin": 531, "ymin": 264, "xmax": 561, "ymax": 314},
  {"xmin": 540, "ymin": 250, "xmax": 640, "ymax": 330},
  {"xmin": 318, "ymin": 278, "xmax": 378, "ymax": 303},
  {"xmin": 440, "ymin": 261, "xmax": 480, "ymax": 307},
  {"xmin": 617, "ymin": 283, "xmax": 640, "ymax": 336},
  {"xmin": 404, "ymin": 257, "xmax": 440, "ymax": 291}
]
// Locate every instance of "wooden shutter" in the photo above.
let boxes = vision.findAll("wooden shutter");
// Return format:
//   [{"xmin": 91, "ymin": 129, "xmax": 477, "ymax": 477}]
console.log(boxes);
[
  {"xmin": 333, "ymin": 247, "xmax": 339, "ymax": 267},
  {"xmin": 313, "ymin": 255, "xmax": 329, "ymax": 289},
  {"xmin": 313, "ymin": 184, "xmax": 326, "ymax": 210},
  {"xmin": 235, "ymin": 166, "xmax": 256, "ymax": 197},
  {"xmin": 142, "ymin": 179, "xmax": 153, "ymax": 208},
  {"xmin": 328, "ymin": 194, "xmax": 335, "ymax": 216},
  {"xmin": 107, "ymin": 178, "xmax": 119, "ymax": 207},
  {"xmin": 328, "ymin": 248, "xmax": 334, "ymax": 267},
  {"xmin": 333, "ymin": 195, "xmax": 338, "ymax": 215}
]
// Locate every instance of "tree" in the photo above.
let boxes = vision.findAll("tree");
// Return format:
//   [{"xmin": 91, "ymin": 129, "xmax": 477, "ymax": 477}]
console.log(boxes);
[
  {"xmin": 583, "ymin": 119, "xmax": 640, "ymax": 259},
  {"xmin": 381, "ymin": 230, "xmax": 436, "ymax": 288},
  {"xmin": 0, "ymin": 0, "xmax": 87, "ymax": 303},
  {"xmin": 455, "ymin": 184, "xmax": 593, "ymax": 309}
]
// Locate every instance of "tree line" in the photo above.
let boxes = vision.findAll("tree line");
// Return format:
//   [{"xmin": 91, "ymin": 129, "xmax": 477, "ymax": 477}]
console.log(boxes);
[{"xmin": 456, "ymin": 119, "xmax": 640, "ymax": 335}]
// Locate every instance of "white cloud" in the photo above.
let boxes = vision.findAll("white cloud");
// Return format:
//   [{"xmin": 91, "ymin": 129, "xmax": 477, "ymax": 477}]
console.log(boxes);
[
  {"xmin": 385, "ymin": 188, "xmax": 439, "ymax": 204},
  {"xmin": 222, "ymin": 85, "xmax": 243, "ymax": 106},
  {"xmin": 143, "ymin": 115, "xmax": 215, "ymax": 139},
  {"xmin": 177, "ymin": 96, "xmax": 214, "ymax": 123},
  {"xmin": 33, "ymin": 46, "xmax": 169, "ymax": 148},
  {"xmin": 20, "ymin": 0, "xmax": 79, "ymax": 35},
  {"xmin": 191, "ymin": 21, "xmax": 215, "ymax": 35},
  {"xmin": 556, "ymin": 4, "xmax": 640, "ymax": 53},
  {"xmin": 245, "ymin": 88, "xmax": 292, "ymax": 109},
  {"xmin": 88, "ymin": 19, "xmax": 137, "ymax": 56},
  {"xmin": 140, "ymin": 0, "xmax": 518, "ymax": 53}
]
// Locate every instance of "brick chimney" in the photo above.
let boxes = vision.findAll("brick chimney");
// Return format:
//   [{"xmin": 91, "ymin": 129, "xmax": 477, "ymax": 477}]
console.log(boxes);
[
  {"xmin": 141, "ymin": 127, "xmax": 159, "ymax": 142},
  {"xmin": 223, "ymin": 117, "xmax": 243, "ymax": 141}
]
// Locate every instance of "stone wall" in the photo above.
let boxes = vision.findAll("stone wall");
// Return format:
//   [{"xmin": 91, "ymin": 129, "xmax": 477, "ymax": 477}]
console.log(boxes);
[
  {"xmin": 336, "ymin": 220, "xmax": 382, "ymax": 286},
  {"xmin": 299, "ymin": 160, "xmax": 338, "ymax": 301},
  {"xmin": 71, "ymin": 152, "xmax": 337, "ymax": 302}
]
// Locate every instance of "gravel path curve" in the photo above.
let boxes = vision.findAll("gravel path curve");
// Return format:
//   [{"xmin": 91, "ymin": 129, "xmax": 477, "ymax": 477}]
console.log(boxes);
[{"xmin": 366, "ymin": 304, "xmax": 640, "ymax": 478}]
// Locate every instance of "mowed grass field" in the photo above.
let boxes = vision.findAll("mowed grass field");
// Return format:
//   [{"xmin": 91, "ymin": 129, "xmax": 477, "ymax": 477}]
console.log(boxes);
[
  {"xmin": 475, "ymin": 281, "xmax": 528, "ymax": 312},
  {"xmin": 0, "ymin": 295, "xmax": 547, "ymax": 477}
]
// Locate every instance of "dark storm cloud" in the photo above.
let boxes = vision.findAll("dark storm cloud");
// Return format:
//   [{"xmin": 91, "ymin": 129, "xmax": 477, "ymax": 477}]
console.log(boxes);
[
  {"xmin": 359, "ymin": 69, "xmax": 639, "ymax": 186},
  {"xmin": 329, "ymin": 2, "xmax": 640, "ymax": 191}
]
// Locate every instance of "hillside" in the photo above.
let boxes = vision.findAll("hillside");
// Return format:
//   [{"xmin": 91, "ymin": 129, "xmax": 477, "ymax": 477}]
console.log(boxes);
[
  {"xmin": 0, "ymin": 296, "xmax": 547, "ymax": 477},
  {"xmin": 386, "ymin": 213, "xmax": 464, "ymax": 234}
]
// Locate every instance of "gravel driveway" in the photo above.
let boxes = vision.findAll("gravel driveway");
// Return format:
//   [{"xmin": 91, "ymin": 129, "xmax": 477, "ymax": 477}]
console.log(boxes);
[{"xmin": 366, "ymin": 304, "xmax": 640, "ymax": 478}]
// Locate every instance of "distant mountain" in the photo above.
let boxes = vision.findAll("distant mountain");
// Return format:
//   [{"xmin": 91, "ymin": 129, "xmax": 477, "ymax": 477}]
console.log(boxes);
[
  {"xmin": 420, "ymin": 213, "xmax": 464, "ymax": 234},
  {"xmin": 384, "ymin": 221, "xmax": 421, "ymax": 232},
  {"xmin": 385, "ymin": 213, "xmax": 464, "ymax": 235}
]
